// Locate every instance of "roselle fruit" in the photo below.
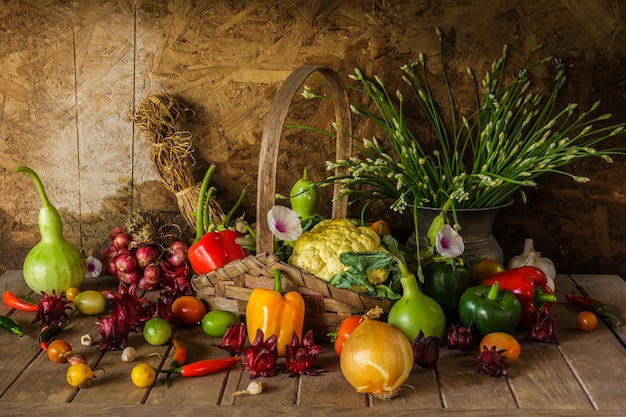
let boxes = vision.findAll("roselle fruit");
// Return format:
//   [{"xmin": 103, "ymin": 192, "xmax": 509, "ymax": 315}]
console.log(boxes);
[
  {"xmin": 284, "ymin": 330, "xmax": 325, "ymax": 376},
  {"xmin": 476, "ymin": 345, "xmax": 508, "ymax": 377},
  {"xmin": 447, "ymin": 322, "xmax": 473, "ymax": 351},
  {"xmin": 215, "ymin": 322, "xmax": 247, "ymax": 356},
  {"xmin": 244, "ymin": 329, "xmax": 278, "ymax": 378},
  {"xmin": 411, "ymin": 330, "xmax": 440, "ymax": 369},
  {"xmin": 33, "ymin": 290, "xmax": 72, "ymax": 328}
]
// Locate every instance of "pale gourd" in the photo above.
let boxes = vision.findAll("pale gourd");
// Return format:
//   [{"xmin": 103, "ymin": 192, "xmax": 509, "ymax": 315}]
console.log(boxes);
[{"xmin": 17, "ymin": 166, "xmax": 85, "ymax": 294}]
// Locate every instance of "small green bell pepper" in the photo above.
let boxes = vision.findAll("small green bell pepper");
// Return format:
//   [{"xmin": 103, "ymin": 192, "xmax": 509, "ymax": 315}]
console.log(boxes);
[
  {"xmin": 458, "ymin": 282, "xmax": 522, "ymax": 338},
  {"xmin": 422, "ymin": 261, "xmax": 470, "ymax": 326}
]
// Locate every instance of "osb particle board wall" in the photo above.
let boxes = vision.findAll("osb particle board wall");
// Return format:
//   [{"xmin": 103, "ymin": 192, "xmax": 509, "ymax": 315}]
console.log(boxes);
[{"xmin": 1, "ymin": 0, "xmax": 625, "ymax": 278}]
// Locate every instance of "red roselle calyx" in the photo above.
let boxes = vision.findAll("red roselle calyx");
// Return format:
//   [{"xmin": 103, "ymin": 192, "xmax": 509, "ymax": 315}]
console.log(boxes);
[
  {"xmin": 33, "ymin": 290, "xmax": 72, "ymax": 328},
  {"xmin": 284, "ymin": 330, "xmax": 326, "ymax": 377},
  {"xmin": 244, "ymin": 329, "xmax": 278, "ymax": 378},
  {"xmin": 526, "ymin": 309, "xmax": 558, "ymax": 344},
  {"xmin": 447, "ymin": 322, "xmax": 473, "ymax": 351},
  {"xmin": 476, "ymin": 345, "xmax": 508, "ymax": 378},
  {"xmin": 215, "ymin": 322, "xmax": 247, "ymax": 356},
  {"xmin": 411, "ymin": 330, "xmax": 440, "ymax": 369}
]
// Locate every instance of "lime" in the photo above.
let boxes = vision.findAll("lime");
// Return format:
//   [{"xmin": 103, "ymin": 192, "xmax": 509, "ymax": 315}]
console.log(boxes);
[
  {"xmin": 143, "ymin": 317, "xmax": 172, "ymax": 346},
  {"xmin": 201, "ymin": 310, "xmax": 240, "ymax": 337}
]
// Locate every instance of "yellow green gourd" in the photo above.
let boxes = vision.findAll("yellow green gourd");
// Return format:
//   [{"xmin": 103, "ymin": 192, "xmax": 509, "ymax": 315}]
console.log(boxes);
[{"xmin": 17, "ymin": 166, "xmax": 85, "ymax": 294}]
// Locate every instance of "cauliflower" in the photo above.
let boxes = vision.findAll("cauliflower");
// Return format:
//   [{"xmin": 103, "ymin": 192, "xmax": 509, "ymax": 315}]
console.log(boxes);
[{"xmin": 288, "ymin": 219, "xmax": 386, "ymax": 281}]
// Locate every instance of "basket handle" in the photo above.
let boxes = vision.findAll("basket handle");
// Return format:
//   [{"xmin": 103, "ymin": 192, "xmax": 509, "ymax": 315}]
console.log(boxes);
[{"xmin": 256, "ymin": 65, "xmax": 352, "ymax": 255}]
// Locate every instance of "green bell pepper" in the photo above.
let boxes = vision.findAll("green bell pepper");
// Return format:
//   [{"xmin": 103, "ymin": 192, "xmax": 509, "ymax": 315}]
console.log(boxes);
[
  {"xmin": 422, "ymin": 262, "xmax": 470, "ymax": 326},
  {"xmin": 458, "ymin": 282, "xmax": 522, "ymax": 338}
]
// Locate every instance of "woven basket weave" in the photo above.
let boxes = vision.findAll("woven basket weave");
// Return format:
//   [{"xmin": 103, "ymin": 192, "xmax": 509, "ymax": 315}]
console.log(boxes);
[{"xmin": 191, "ymin": 65, "xmax": 393, "ymax": 341}]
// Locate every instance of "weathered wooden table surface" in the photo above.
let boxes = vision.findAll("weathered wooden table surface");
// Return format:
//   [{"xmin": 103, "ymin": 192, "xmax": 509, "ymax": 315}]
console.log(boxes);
[{"xmin": 1, "ymin": 270, "xmax": 625, "ymax": 417}]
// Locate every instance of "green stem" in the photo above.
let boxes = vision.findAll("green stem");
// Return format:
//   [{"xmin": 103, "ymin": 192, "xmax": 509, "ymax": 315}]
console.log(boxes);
[
  {"xmin": 221, "ymin": 188, "xmax": 247, "ymax": 229},
  {"xmin": 485, "ymin": 282, "xmax": 500, "ymax": 301},
  {"xmin": 273, "ymin": 269, "xmax": 283, "ymax": 294},
  {"xmin": 16, "ymin": 166, "xmax": 51, "ymax": 208},
  {"xmin": 195, "ymin": 164, "xmax": 216, "ymax": 242}
]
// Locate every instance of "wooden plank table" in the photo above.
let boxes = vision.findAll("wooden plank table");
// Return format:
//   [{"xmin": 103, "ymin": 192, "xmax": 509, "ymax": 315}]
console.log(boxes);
[{"xmin": 1, "ymin": 270, "xmax": 625, "ymax": 416}]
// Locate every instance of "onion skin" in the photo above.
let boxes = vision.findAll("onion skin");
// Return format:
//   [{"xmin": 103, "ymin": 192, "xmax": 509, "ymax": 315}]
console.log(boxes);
[{"xmin": 340, "ymin": 318, "xmax": 413, "ymax": 399}]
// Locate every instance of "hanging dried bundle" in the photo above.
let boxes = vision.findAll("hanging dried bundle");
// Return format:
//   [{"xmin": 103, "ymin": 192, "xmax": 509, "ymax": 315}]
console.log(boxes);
[{"xmin": 133, "ymin": 93, "xmax": 225, "ymax": 228}]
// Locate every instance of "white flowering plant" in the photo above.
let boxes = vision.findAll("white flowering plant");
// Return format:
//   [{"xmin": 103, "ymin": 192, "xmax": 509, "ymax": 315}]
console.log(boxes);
[{"xmin": 304, "ymin": 28, "xmax": 626, "ymax": 228}]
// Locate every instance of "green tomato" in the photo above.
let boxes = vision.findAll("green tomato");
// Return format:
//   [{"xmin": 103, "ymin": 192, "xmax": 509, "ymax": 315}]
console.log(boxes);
[
  {"xmin": 73, "ymin": 290, "xmax": 107, "ymax": 316},
  {"xmin": 201, "ymin": 310, "xmax": 240, "ymax": 337},
  {"xmin": 143, "ymin": 318, "xmax": 172, "ymax": 346}
]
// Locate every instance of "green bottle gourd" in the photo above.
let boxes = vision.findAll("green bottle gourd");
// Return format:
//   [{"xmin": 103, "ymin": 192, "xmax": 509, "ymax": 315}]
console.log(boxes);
[
  {"xmin": 17, "ymin": 166, "xmax": 86, "ymax": 295},
  {"xmin": 289, "ymin": 167, "xmax": 319, "ymax": 220},
  {"xmin": 387, "ymin": 254, "xmax": 446, "ymax": 341}
]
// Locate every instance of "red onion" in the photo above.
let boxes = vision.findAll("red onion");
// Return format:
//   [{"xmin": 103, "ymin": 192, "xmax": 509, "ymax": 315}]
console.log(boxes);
[
  {"xmin": 109, "ymin": 226, "xmax": 126, "ymax": 240},
  {"xmin": 118, "ymin": 269, "xmax": 141, "ymax": 285},
  {"xmin": 143, "ymin": 263, "xmax": 162, "ymax": 284},
  {"xmin": 113, "ymin": 231, "xmax": 132, "ymax": 250},
  {"xmin": 135, "ymin": 245, "xmax": 160, "ymax": 269},
  {"xmin": 115, "ymin": 253, "xmax": 137, "ymax": 273},
  {"xmin": 167, "ymin": 240, "xmax": 188, "ymax": 267}
]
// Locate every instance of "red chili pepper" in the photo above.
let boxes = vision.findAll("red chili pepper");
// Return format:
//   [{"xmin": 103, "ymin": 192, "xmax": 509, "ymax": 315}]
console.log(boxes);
[
  {"xmin": 158, "ymin": 356, "xmax": 241, "ymax": 387},
  {"xmin": 482, "ymin": 266, "xmax": 556, "ymax": 328},
  {"xmin": 188, "ymin": 165, "xmax": 249, "ymax": 275},
  {"xmin": 3, "ymin": 291, "xmax": 38, "ymax": 312},
  {"xmin": 565, "ymin": 293, "xmax": 620, "ymax": 326},
  {"xmin": 39, "ymin": 321, "xmax": 68, "ymax": 350},
  {"xmin": 171, "ymin": 338, "xmax": 187, "ymax": 366}
]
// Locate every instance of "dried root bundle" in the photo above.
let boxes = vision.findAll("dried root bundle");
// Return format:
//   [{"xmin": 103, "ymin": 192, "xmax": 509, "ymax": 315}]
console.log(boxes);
[{"xmin": 133, "ymin": 93, "xmax": 225, "ymax": 228}]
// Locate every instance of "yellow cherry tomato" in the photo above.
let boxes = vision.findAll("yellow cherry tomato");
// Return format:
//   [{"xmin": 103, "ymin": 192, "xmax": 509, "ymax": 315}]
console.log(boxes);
[
  {"xmin": 131, "ymin": 363, "xmax": 157, "ymax": 388},
  {"xmin": 66, "ymin": 363, "xmax": 94, "ymax": 388},
  {"xmin": 65, "ymin": 287, "xmax": 81, "ymax": 301}
]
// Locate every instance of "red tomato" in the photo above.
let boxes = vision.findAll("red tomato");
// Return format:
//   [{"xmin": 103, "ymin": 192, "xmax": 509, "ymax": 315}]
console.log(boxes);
[
  {"xmin": 333, "ymin": 315, "xmax": 363, "ymax": 356},
  {"xmin": 479, "ymin": 332, "xmax": 521, "ymax": 365},
  {"xmin": 171, "ymin": 296, "xmax": 207, "ymax": 325},
  {"xmin": 47, "ymin": 339, "xmax": 73, "ymax": 363},
  {"xmin": 469, "ymin": 259, "xmax": 505, "ymax": 286},
  {"xmin": 577, "ymin": 311, "xmax": 598, "ymax": 332}
]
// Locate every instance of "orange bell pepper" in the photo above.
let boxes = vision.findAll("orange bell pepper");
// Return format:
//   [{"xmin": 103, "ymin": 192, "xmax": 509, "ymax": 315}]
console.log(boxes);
[{"xmin": 245, "ymin": 269, "xmax": 305, "ymax": 356}]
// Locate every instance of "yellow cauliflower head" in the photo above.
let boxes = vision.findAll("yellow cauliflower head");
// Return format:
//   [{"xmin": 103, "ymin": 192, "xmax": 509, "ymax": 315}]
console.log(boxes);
[{"xmin": 287, "ymin": 219, "xmax": 384, "ymax": 281}]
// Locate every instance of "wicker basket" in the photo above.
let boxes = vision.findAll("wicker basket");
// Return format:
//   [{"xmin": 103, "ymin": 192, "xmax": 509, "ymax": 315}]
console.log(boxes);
[{"xmin": 192, "ymin": 65, "xmax": 394, "ymax": 341}]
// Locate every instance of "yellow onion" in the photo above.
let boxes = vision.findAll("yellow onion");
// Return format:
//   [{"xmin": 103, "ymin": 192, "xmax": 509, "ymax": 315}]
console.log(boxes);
[{"xmin": 340, "ymin": 316, "xmax": 413, "ymax": 399}]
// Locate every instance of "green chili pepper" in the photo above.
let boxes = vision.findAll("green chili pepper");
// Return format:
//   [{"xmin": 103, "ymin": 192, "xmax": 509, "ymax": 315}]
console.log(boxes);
[
  {"xmin": 422, "ymin": 261, "xmax": 470, "ymax": 326},
  {"xmin": 458, "ymin": 282, "xmax": 522, "ymax": 338},
  {"xmin": 0, "ymin": 315, "xmax": 24, "ymax": 336}
]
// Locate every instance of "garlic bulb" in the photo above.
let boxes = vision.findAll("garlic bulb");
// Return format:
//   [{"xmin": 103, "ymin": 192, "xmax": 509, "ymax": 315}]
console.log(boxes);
[{"xmin": 507, "ymin": 238, "xmax": 556, "ymax": 291}]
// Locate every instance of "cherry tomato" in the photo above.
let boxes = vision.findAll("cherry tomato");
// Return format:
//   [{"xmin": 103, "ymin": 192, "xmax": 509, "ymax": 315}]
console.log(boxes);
[
  {"xmin": 479, "ymin": 332, "xmax": 521, "ymax": 365},
  {"xmin": 47, "ymin": 339, "xmax": 73, "ymax": 363},
  {"xmin": 333, "ymin": 315, "xmax": 363, "ymax": 356},
  {"xmin": 201, "ymin": 310, "xmax": 240, "ymax": 337},
  {"xmin": 65, "ymin": 287, "xmax": 81, "ymax": 301},
  {"xmin": 131, "ymin": 363, "xmax": 156, "ymax": 388},
  {"xmin": 469, "ymin": 259, "xmax": 506, "ymax": 286},
  {"xmin": 143, "ymin": 317, "xmax": 172, "ymax": 346},
  {"xmin": 577, "ymin": 311, "xmax": 598, "ymax": 332},
  {"xmin": 171, "ymin": 296, "xmax": 207, "ymax": 325},
  {"xmin": 73, "ymin": 290, "xmax": 107, "ymax": 315}
]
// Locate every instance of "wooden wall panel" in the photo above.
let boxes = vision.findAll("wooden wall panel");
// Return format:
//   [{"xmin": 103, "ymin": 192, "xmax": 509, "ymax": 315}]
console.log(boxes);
[{"xmin": 1, "ymin": 0, "xmax": 625, "ymax": 280}]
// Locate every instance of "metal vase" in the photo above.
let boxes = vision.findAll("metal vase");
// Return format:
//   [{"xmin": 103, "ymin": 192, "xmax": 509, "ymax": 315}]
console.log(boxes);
[{"xmin": 408, "ymin": 200, "xmax": 513, "ymax": 265}]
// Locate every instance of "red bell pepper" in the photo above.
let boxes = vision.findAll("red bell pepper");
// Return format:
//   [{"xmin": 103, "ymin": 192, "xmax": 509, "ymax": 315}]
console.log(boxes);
[
  {"xmin": 188, "ymin": 164, "xmax": 249, "ymax": 275},
  {"xmin": 481, "ymin": 266, "xmax": 556, "ymax": 328}
]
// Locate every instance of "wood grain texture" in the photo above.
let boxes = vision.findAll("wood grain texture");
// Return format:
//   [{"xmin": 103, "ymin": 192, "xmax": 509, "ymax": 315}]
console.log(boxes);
[
  {"xmin": 1, "ymin": 271, "xmax": 625, "ymax": 413},
  {"xmin": 1, "ymin": 0, "xmax": 626, "ymax": 281}
]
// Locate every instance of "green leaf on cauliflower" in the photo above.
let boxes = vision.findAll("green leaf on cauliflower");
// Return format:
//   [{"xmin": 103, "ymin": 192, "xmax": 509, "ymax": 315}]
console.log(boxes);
[{"xmin": 330, "ymin": 252, "xmax": 402, "ymax": 299}]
